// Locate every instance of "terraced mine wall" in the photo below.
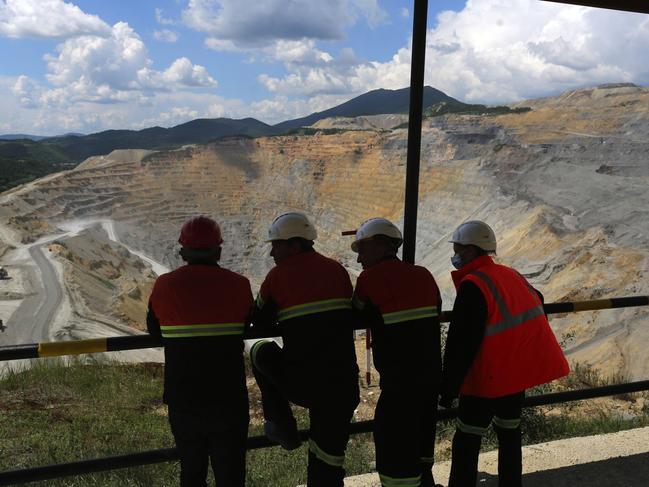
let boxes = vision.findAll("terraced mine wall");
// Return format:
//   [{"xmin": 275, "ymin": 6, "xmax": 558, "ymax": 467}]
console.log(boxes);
[{"xmin": 0, "ymin": 85, "xmax": 648, "ymax": 378}]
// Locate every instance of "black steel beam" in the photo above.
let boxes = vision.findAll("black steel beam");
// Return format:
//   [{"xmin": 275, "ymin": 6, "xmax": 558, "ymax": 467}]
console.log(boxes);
[
  {"xmin": 1, "ymin": 295, "xmax": 648, "ymax": 362},
  {"xmin": 542, "ymin": 0, "xmax": 649, "ymax": 14},
  {"xmin": 402, "ymin": 0, "xmax": 429, "ymax": 264}
]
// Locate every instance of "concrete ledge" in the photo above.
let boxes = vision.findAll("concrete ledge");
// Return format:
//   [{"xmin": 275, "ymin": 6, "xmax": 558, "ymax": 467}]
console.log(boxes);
[{"xmin": 344, "ymin": 426, "xmax": 649, "ymax": 486}]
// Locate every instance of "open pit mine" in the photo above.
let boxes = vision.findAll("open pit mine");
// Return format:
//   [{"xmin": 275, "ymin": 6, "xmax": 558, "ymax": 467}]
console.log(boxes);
[{"xmin": 0, "ymin": 84, "xmax": 648, "ymax": 378}]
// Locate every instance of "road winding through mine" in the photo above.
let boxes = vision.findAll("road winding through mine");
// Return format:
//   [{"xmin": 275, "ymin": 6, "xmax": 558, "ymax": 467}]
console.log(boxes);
[
  {"xmin": 0, "ymin": 219, "xmax": 168, "ymax": 347},
  {"xmin": 0, "ymin": 246, "xmax": 62, "ymax": 345}
]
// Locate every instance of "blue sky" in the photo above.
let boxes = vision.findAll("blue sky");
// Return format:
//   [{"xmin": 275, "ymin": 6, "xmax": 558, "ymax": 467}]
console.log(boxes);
[{"xmin": 1, "ymin": 0, "xmax": 648, "ymax": 136}]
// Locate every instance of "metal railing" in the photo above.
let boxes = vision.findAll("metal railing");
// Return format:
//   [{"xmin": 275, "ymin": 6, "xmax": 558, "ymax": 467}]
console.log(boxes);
[
  {"xmin": 1, "ymin": 295, "xmax": 649, "ymax": 485},
  {"xmin": 1, "ymin": 296, "xmax": 647, "ymax": 362}
]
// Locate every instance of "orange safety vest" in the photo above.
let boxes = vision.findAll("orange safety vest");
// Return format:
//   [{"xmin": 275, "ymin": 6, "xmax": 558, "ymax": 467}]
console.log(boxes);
[{"xmin": 452, "ymin": 255, "xmax": 569, "ymax": 398}]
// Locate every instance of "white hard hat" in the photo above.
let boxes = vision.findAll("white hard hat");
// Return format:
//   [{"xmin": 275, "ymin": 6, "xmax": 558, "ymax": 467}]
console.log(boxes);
[
  {"xmin": 351, "ymin": 217, "xmax": 403, "ymax": 252},
  {"xmin": 449, "ymin": 220, "xmax": 497, "ymax": 252},
  {"xmin": 266, "ymin": 212, "xmax": 317, "ymax": 242}
]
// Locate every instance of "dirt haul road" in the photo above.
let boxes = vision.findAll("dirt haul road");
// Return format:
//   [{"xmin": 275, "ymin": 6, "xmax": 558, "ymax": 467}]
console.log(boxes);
[
  {"xmin": 0, "ymin": 245, "xmax": 62, "ymax": 345},
  {"xmin": 0, "ymin": 219, "xmax": 167, "ymax": 365}
]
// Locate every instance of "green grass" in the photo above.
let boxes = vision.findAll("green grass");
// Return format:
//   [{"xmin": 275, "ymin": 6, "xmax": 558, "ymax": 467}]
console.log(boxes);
[
  {"xmin": 0, "ymin": 359, "xmax": 373, "ymax": 486},
  {"xmin": 2, "ymin": 359, "xmax": 648, "ymax": 486}
]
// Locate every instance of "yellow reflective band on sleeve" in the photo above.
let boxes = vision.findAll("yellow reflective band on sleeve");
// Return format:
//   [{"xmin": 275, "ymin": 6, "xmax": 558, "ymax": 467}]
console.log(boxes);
[
  {"xmin": 308, "ymin": 439, "xmax": 345, "ymax": 467},
  {"xmin": 38, "ymin": 338, "xmax": 108, "ymax": 358},
  {"xmin": 160, "ymin": 323, "xmax": 244, "ymax": 338},
  {"xmin": 457, "ymin": 418, "xmax": 488, "ymax": 436},
  {"xmin": 378, "ymin": 473, "xmax": 422, "ymax": 486},
  {"xmin": 277, "ymin": 298, "xmax": 352, "ymax": 321},
  {"xmin": 382, "ymin": 306, "xmax": 438, "ymax": 325},
  {"xmin": 493, "ymin": 416, "xmax": 521, "ymax": 429}
]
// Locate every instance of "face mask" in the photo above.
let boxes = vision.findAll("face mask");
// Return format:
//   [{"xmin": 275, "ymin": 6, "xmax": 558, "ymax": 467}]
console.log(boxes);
[{"xmin": 451, "ymin": 253, "xmax": 464, "ymax": 269}]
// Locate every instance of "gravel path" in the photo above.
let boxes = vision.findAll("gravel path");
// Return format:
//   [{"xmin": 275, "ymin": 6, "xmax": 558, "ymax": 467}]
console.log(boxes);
[{"xmin": 344, "ymin": 426, "xmax": 649, "ymax": 486}]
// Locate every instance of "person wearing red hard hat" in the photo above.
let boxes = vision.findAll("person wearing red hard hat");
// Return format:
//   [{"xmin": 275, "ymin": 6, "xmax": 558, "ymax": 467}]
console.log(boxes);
[{"xmin": 147, "ymin": 215, "xmax": 252, "ymax": 486}]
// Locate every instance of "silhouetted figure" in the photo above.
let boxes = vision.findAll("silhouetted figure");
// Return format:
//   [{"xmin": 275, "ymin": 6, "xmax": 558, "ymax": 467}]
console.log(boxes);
[
  {"xmin": 351, "ymin": 217, "xmax": 443, "ymax": 487},
  {"xmin": 249, "ymin": 212, "xmax": 360, "ymax": 487},
  {"xmin": 147, "ymin": 216, "xmax": 252, "ymax": 487}
]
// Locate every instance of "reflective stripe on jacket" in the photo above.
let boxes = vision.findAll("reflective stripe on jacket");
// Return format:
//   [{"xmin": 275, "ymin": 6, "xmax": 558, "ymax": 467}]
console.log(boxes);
[
  {"xmin": 255, "ymin": 250, "xmax": 353, "ymax": 321},
  {"xmin": 353, "ymin": 258, "xmax": 440, "ymax": 324},
  {"xmin": 251, "ymin": 250, "xmax": 358, "ymax": 376},
  {"xmin": 452, "ymin": 255, "xmax": 569, "ymax": 398},
  {"xmin": 147, "ymin": 263, "xmax": 253, "ymax": 411},
  {"xmin": 149, "ymin": 264, "xmax": 252, "ymax": 339},
  {"xmin": 353, "ymin": 258, "xmax": 442, "ymax": 389}
]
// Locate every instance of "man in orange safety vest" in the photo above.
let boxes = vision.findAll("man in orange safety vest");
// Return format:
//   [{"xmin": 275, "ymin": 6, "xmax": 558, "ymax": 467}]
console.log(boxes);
[{"xmin": 441, "ymin": 220, "xmax": 569, "ymax": 487}]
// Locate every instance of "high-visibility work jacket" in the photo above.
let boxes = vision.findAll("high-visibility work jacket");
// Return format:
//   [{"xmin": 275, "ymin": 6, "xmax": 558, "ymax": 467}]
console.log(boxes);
[
  {"xmin": 452, "ymin": 255, "xmax": 569, "ymax": 398},
  {"xmin": 251, "ymin": 250, "xmax": 358, "ymax": 380},
  {"xmin": 353, "ymin": 258, "xmax": 442, "ymax": 389},
  {"xmin": 151, "ymin": 264, "xmax": 252, "ymax": 339},
  {"xmin": 148, "ymin": 263, "xmax": 253, "ymax": 413}
]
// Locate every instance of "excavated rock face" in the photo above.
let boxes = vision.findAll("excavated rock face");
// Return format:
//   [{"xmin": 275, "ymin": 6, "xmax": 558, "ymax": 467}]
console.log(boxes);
[{"xmin": 1, "ymin": 84, "xmax": 648, "ymax": 377}]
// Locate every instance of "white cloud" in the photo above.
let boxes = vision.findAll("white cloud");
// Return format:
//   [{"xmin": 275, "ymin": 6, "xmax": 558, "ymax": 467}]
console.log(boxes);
[
  {"xmin": 278, "ymin": 39, "xmax": 340, "ymax": 65},
  {"xmin": 153, "ymin": 29, "xmax": 179, "ymax": 43},
  {"xmin": 256, "ymin": 0, "xmax": 649, "ymax": 104},
  {"xmin": 6, "ymin": 0, "xmax": 649, "ymax": 137},
  {"xmin": 33, "ymin": 22, "xmax": 216, "ymax": 106},
  {"xmin": 249, "ymin": 94, "xmax": 351, "ymax": 124},
  {"xmin": 420, "ymin": 0, "xmax": 649, "ymax": 102},
  {"xmin": 183, "ymin": 0, "xmax": 387, "ymax": 48},
  {"xmin": 12, "ymin": 75, "xmax": 41, "ymax": 107},
  {"xmin": 1, "ymin": 77, "xmax": 246, "ymax": 135},
  {"xmin": 0, "ymin": 0, "xmax": 110, "ymax": 38},
  {"xmin": 155, "ymin": 7, "xmax": 175, "ymax": 26},
  {"xmin": 401, "ymin": 7, "xmax": 410, "ymax": 19},
  {"xmin": 157, "ymin": 58, "xmax": 218, "ymax": 87}
]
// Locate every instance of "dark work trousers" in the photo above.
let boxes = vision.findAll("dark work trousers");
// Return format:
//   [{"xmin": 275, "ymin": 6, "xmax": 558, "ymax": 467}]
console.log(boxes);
[
  {"xmin": 251, "ymin": 340, "xmax": 360, "ymax": 487},
  {"xmin": 374, "ymin": 388, "xmax": 439, "ymax": 487},
  {"xmin": 448, "ymin": 392, "xmax": 525, "ymax": 487},
  {"xmin": 168, "ymin": 408, "xmax": 249, "ymax": 487}
]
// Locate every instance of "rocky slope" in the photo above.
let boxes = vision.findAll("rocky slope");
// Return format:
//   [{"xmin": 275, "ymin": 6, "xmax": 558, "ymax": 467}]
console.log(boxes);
[{"xmin": 0, "ymin": 84, "xmax": 648, "ymax": 378}]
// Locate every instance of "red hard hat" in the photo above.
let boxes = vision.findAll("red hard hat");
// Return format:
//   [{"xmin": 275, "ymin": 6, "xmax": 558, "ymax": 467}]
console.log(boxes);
[{"xmin": 178, "ymin": 216, "xmax": 223, "ymax": 249}]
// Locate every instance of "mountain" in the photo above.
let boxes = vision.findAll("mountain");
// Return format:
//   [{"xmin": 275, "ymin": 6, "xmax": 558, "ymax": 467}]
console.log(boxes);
[
  {"xmin": 42, "ymin": 117, "xmax": 278, "ymax": 163},
  {"xmin": 2, "ymin": 83, "xmax": 649, "ymax": 378},
  {"xmin": 0, "ymin": 117, "xmax": 278, "ymax": 192},
  {"xmin": 274, "ymin": 86, "xmax": 458, "ymax": 131},
  {"xmin": 0, "ymin": 86, "xmax": 456, "ymax": 193},
  {"xmin": 0, "ymin": 139, "xmax": 74, "ymax": 192},
  {"xmin": 0, "ymin": 134, "xmax": 49, "ymax": 141}
]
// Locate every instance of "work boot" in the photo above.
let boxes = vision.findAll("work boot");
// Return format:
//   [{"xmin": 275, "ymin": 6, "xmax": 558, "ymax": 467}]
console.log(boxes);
[{"xmin": 264, "ymin": 418, "xmax": 301, "ymax": 450}]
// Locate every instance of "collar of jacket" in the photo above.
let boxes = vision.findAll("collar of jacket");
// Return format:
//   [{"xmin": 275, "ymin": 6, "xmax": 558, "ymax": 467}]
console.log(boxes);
[
  {"xmin": 277, "ymin": 248, "xmax": 317, "ymax": 267},
  {"xmin": 376, "ymin": 255, "xmax": 400, "ymax": 266},
  {"xmin": 451, "ymin": 254, "xmax": 494, "ymax": 290}
]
